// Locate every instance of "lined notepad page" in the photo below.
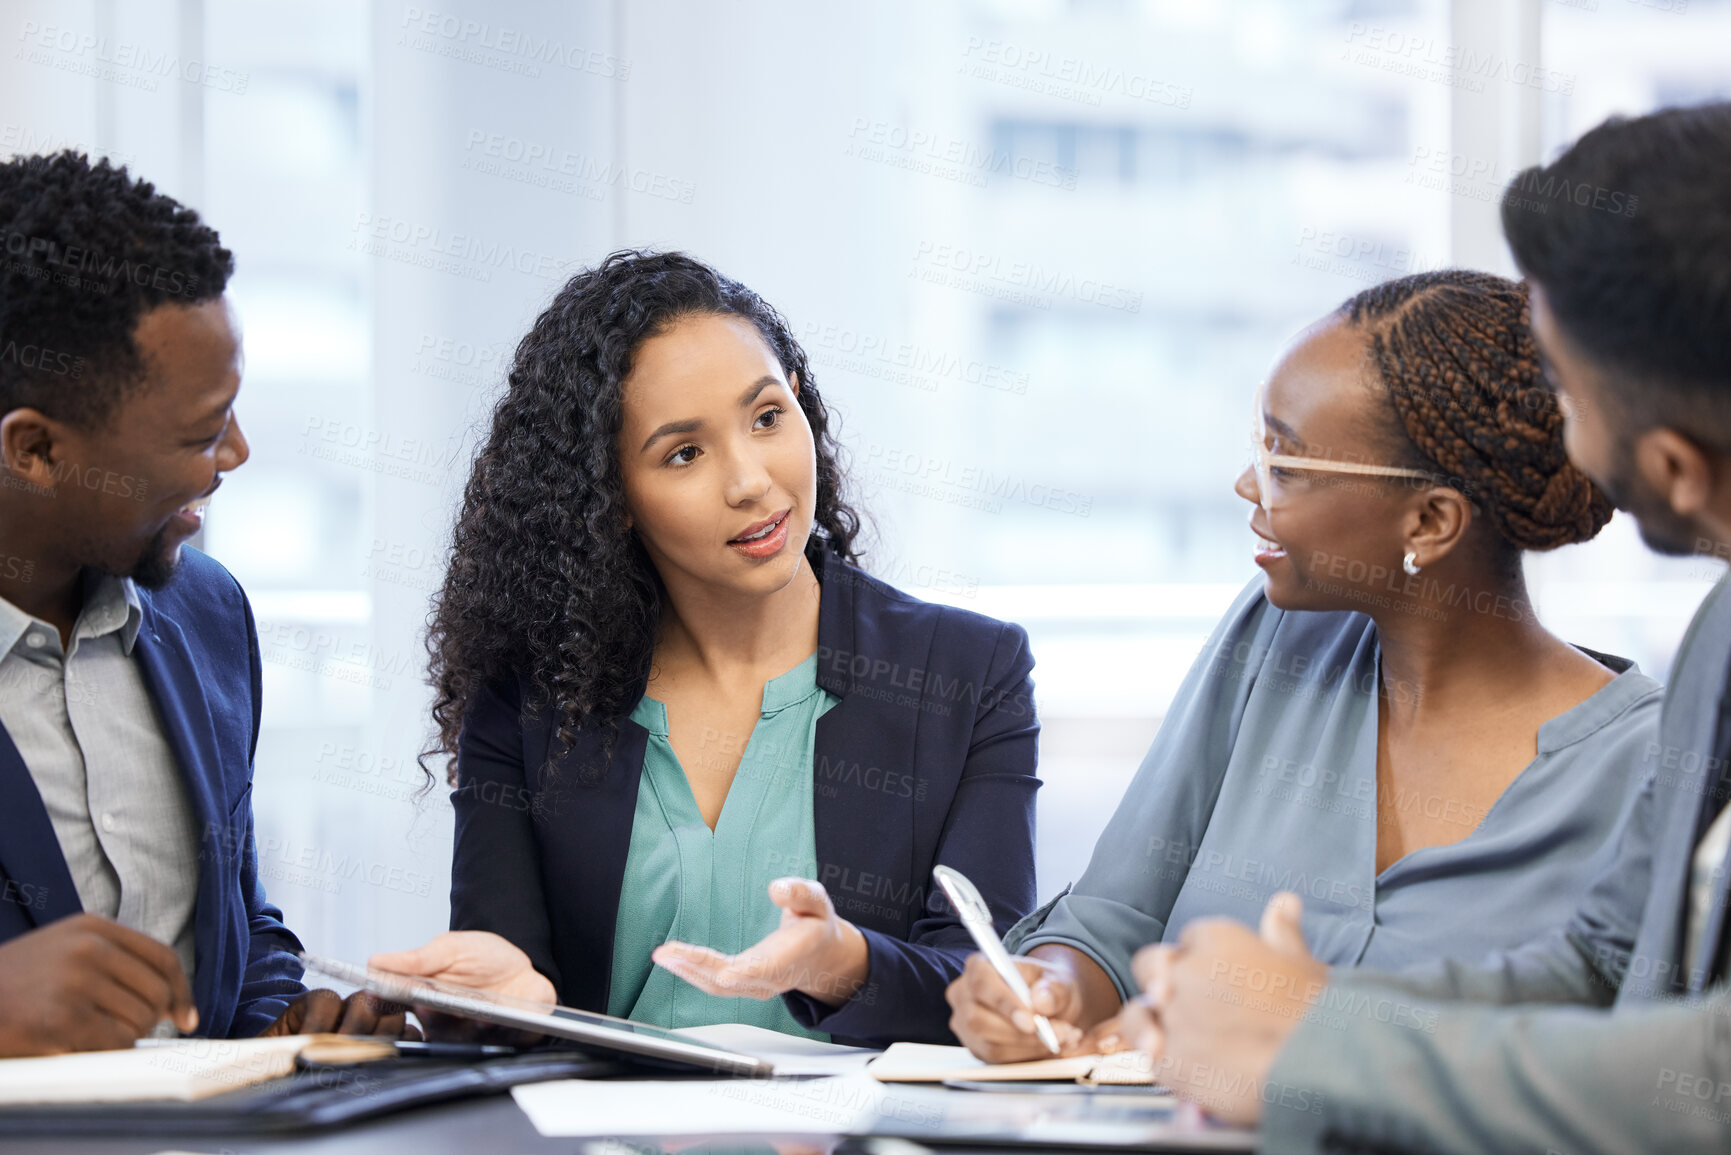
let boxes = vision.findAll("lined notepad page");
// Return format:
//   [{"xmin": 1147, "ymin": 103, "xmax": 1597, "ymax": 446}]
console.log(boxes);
[{"xmin": 866, "ymin": 1042, "xmax": 1156, "ymax": 1084}]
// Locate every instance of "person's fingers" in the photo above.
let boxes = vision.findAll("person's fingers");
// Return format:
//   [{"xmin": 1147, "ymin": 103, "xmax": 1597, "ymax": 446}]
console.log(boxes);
[
  {"xmin": 334, "ymin": 992, "xmax": 386, "ymax": 1035},
  {"xmin": 80, "ymin": 935, "xmax": 178, "ymax": 1026},
  {"xmin": 1131, "ymin": 942, "xmax": 1160, "ymax": 989},
  {"xmin": 291, "ymin": 989, "xmax": 345, "ymax": 1034},
  {"xmin": 1049, "ymin": 1018, "xmax": 1085, "ymax": 1052},
  {"xmin": 661, "ymin": 966, "xmax": 727, "ymax": 996},
  {"xmin": 1137, "ymin": 944, "xmax": 1179, "ymax": 1009},
  {"xmin": 708, "ymin": 938, "xmax": 793, "ymax": 998},
  {"xmin": 82, "ymin": 971, "xmax": 165, "ymax": 1039},
  {"xmin": 1075, "ymin": 1011, "xmax": 1128, "ymax": 1055},
  {"xmin": 1119, "ymin": 996, "xmax": 1163, "ymax": 1059},
  {"xmin": 952, "ymin": 984, "xmax": 1084, "ymax": 1058},
  {"xmin": 1027, "ymin": 972, "xmax": 1078, "ymax": 1020},
  {"xmin": 653, "ymin": 942, "xmax": 751, "ymax": 995},
  {"xmin": 51, "ymin": 1000, "xmax": 137, "ymax": 1053},
  {"xmin": 369, "ymin": 934, "xmax": 460, "ymax": 977},
  {"xmin": 768, "ymin": 878, "xmax": 831, "ymax": 919},
  {"xmin": 653, "ymin": 941, "xmax": 733, "ymax": 973},
  {"xmin": 1131, "ymin": 943, "xmax": 1172, "ymax": 994},
  {"xmin": 960, "ymin": 953, "xmax": 1032, "ymax": 1025},
  {"xmin": 710, "ymin": 964, "xmax": 781, "ymax": 999},
  {"xmin": 1259, "ymin": 892, "xmax": 1308, "ymax": 957},
  {"xmin": 949, "ymin": 1002, "xmax": 1053, "ymax": 1063},
  {"xmin": 369, "ymin": 1010, "xmax": 412, "ymax": 1040},
  {"xmin": 88, "ymin": 920, "xmax": 197, "ymax": 1032},
  {"xmin": 1175, "ymin": 917, "xmax": 1236, "ymax": 954},
  {"xmin": 414, "ymin": 1007, "xmax": 480, "ymax": 1042}
]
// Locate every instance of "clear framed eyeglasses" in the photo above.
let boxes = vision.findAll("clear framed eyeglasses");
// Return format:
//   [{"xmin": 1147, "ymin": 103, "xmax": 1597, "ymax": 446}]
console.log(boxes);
[{"xmin": 1250, "ymin": 402, "xmax": 1436, "ymax": 511}]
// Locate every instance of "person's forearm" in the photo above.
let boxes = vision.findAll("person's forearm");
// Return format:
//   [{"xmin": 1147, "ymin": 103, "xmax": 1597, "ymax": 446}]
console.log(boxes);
[
  {"xmin": 1264, "ymin": 985, "xmax": 1731, "ymax": 1155},
  {"xmin": 798, "ymin": 918, "xmax": 872, "ymax": 1006},
  {"xmin": 1031, "ymin": 943, "xmax": 1121, "ymax": 1028},
  {"xmin": 1331, "ymin": 928, "xmax": 1611, "ymax": 1010}
]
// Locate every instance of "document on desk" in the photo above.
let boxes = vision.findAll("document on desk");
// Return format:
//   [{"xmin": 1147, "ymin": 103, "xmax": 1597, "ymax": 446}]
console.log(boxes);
[
  {"xmin": 670, "ymin": 1023, "xmax": 881, "ymax": 1075},
  {"xmin": 867, "ymin": 1041, "xmax": 1157, "ymax": 1084},
  {"xmin": 513, "ymin": 1073, "xmax": 910, "ymax": 1137},
  {"xmin": 512, "ymin": 1072, "xmax": 1253, "ymax": 1149}
]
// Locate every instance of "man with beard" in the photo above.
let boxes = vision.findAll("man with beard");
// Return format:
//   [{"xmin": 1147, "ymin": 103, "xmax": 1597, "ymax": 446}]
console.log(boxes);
[
  {"xmin": 0, "ymin": 151, "xmax": 404, "ymax": 1055},
  {"xmin": 1118, "ymin": 103, "xmax": 1731, "ymax": 1152}
]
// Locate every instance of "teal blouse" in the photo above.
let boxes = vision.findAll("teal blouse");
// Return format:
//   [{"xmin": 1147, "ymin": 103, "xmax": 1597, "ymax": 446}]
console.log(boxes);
[{"xmin": 606, "ymin": 653, "xmax": 838, "ymax": 1038}]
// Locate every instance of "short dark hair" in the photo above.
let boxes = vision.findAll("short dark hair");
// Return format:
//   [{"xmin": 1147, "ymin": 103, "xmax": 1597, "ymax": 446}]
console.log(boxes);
[
  {"xmin": 1501, "ymin": 103, "xmax": 1731, "ymax": 439},
  {"xmin": 0, "ymin": 150, "xmax": 233, "ymax": 429}
]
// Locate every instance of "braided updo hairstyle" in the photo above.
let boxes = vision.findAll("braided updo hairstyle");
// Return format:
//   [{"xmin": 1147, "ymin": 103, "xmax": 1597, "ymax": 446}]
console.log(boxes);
[{"xmin": 1342, "ymin": 270, "xmax": 1612, "ymax": 555}]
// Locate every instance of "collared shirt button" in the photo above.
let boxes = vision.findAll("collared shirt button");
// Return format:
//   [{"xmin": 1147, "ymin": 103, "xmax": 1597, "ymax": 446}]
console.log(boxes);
[
  {"xmin": 101, "ymin": 812, "xmax": 117, "ymax": 833},
  {"xmin": 25, "ymin": 632, "xmax": 46, "ymax": 649}
]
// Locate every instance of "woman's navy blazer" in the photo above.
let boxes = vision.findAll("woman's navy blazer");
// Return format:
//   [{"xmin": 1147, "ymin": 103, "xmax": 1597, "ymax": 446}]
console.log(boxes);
[{"xmin": 448, "ymin": 547, "xmax": 1040, "ymax": 1046}]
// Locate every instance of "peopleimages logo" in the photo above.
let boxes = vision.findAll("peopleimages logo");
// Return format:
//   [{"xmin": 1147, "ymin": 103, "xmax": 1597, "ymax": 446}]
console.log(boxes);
[
  {"xmin": 1, "ymin": 229, "xmax": 202, "ymax": 297},
  {"xmin": 15, "ymin": 20, "xmax": 249, "ymax": 93},
  {"xmin": 910, "ymin": 240, "xmax": 1142, "ymax": 314},
  {"xmin": 397, "ymin": 7, "xmax": 630, "ymax": 80}
]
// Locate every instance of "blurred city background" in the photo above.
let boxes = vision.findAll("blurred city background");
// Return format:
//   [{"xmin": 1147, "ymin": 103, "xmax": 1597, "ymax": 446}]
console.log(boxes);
[{"xmin": 3, "ymin": 0, "xmax": 1728, "ymax": 960}]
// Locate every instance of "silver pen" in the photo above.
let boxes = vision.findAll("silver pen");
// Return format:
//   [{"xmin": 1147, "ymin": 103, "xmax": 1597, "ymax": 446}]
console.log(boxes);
[{"xmin": 933, "ymin": 865, "xmax": 1061, "ymax": 1055}]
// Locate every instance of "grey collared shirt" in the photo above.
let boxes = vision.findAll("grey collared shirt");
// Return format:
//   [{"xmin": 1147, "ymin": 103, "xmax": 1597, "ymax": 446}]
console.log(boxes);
[
  {"xmin": 0, "ymin": 572, "xmax": 201, "ymax": 987},
  {"xmin": 1686, "ymin": 801, "xmax": 1731, "ymax": 977}
]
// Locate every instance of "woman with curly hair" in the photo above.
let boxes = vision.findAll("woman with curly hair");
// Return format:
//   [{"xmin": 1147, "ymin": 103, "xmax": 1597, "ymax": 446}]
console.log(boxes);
[
  {"xmin": 374, "ymin": 250, "xmax": 1039, "ymax": 1046},
  {"xmin": 947, "ymin": 270, "xmax": 1663, "ymax": 1060}
]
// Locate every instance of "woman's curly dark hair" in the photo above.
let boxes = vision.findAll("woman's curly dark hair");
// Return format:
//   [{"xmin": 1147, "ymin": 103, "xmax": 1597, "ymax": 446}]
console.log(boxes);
[{"xmin": 423, "ymin": 250, "xmax": 863, "ymax": 785}]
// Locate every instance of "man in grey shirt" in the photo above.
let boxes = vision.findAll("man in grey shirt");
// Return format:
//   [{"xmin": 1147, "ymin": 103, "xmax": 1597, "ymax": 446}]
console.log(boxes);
[
  {"xmin": 1122, "ymin": 104, "xmax": 1731, "ymax": 1153},
  {"xmin": 0, "ymin": 152, "xmax": 406, "ymax": 1054}
]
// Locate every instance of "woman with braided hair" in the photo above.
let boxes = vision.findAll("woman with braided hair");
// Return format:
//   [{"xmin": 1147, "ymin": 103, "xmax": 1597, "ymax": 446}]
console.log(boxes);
[{"xmin": 948, "ymin": 269, "xmax": 1662, "ymax": 1061}]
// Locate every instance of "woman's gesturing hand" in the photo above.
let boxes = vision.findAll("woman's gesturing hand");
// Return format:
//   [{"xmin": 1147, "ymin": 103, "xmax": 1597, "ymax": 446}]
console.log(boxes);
[{"xmin": 652, "ymin": 878, "xmax": 870, "ymax": 1007}]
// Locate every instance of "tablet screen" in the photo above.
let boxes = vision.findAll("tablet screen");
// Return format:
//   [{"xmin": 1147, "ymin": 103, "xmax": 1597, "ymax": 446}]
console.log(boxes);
[{"xmin": 299, "ymin": 952, "xmax": 774, "ymax": 1076}]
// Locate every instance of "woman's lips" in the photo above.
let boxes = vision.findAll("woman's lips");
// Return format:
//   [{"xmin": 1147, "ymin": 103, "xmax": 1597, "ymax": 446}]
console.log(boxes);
[
  {"xmin": 1253, "ymin": 532, "xmax": 1287, "ymax": 567},
  {"xmin": 729, "ymin": 511, "xmax": 790, "ymax": 560}
]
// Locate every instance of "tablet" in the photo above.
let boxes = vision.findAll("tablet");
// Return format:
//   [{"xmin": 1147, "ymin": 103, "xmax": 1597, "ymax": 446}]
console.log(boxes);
[{"xmin": 299, "ymin": 953, "xmax": 774, "ymax": 1077}]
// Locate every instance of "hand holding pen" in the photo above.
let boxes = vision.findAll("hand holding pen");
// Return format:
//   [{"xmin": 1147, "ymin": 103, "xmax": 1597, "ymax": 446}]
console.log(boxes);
[{"xmin": 935, "ymin": 866, "xmax": 1085, "ymax": 1061}]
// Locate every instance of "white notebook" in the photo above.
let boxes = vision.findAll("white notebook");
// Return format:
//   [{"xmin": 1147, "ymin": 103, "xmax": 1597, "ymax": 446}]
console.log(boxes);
[{"xmin": 0, "ymin": 1035, "xmax": 315, "ymax": 1104}]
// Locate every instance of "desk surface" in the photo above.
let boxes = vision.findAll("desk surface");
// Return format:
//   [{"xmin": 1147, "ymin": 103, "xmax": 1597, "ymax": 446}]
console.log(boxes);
[
  {"xmin": 0, "ymin": 1093, "xmax": 549, "ymax": 1155},
  {"xmin": 0, "ymin": 1086, "xmax": 1253, "ymax": 1155}
]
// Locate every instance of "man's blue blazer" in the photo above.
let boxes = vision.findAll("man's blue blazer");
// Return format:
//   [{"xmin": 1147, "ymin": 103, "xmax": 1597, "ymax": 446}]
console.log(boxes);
[
  {"xmin": 449, "ymin": 547, "xmax": 1042, "ymax": 1047},
  {"xmin": 0, "ymin": 548, "xmax": 305, "ymax": 1038}
]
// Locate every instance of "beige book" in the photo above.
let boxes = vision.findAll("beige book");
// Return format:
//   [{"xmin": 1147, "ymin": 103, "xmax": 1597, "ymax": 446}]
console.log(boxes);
[
  {"xmin": 0, "ymin": 1034, "xmax": 353, "ymax": 1104},
  {"xmin": 866, "ymin": 1042, "xmax": 1159, "ymax": 1085}
]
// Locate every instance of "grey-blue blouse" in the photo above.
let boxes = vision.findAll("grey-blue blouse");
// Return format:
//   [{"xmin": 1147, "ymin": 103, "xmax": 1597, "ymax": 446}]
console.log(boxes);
[{"xmin": 1007, "ymin": 578, "xmax": 1663, "ymax": 998}]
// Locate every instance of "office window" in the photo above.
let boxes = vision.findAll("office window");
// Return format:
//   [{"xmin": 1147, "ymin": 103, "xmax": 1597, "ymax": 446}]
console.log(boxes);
[{"xmin": 5, "ymin": 0, "xmax": 1715, "ymax": 949}]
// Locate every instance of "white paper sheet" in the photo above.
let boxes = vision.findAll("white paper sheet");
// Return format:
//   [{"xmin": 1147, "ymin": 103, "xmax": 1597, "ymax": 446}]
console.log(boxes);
[
  {"xmin": 511, "ymin": 1072, "xmax": 1249, "ymax": 1148},
  {"xmin": 670, "ymin": 1023, "xmax": 881, "ymax": 1075},
  {"xmin": 512, "ymin": 1074, "xmax": 895, "ymax": 1137}
]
